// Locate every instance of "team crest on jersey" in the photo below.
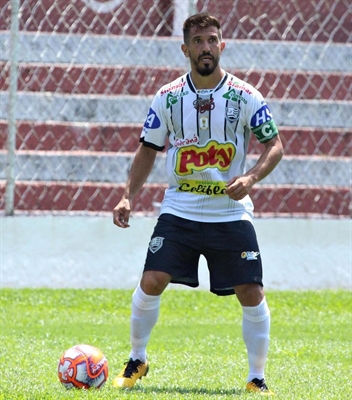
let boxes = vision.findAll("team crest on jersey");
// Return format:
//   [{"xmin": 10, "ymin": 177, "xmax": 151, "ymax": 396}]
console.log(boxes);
[
  {"xmin": 226, "ymin": 107, "xmax": 240, "ymax": 123},
  {"xmin": 149, "ymin": 237, "xmax": 164, "ymax": 253}
]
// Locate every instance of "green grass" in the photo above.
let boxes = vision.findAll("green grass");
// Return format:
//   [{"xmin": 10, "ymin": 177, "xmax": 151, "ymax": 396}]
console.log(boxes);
[{"xmin": 0, "ymin": 289, "xmax": 351, "ymax": 399}]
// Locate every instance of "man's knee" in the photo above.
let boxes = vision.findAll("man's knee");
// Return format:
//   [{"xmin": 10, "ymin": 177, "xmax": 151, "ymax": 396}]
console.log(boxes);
[
  {"xmin": 140, "ymin": 271, "xmax": 171, "ymax": 295},
  {"xmin": 234, "ymin": 283, "xmax": 264, "ymax": 306}
]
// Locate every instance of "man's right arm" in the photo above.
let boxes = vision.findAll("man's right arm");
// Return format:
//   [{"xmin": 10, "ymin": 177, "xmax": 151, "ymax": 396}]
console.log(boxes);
[{"xmin": 113, "ymin": 144, "xmax": 157, "ymax": 228}]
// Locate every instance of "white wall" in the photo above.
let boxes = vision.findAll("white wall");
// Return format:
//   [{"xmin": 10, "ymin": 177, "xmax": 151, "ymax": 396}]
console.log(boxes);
[{"xmin": 1, "ymin": 216, "xmax": 351, "ymax": 291}]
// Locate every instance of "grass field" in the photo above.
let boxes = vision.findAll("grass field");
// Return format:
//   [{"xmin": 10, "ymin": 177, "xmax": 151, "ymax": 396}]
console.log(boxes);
[{"xmin": 0, "ymin": 288, "xmax": 350, "ymax": 399}]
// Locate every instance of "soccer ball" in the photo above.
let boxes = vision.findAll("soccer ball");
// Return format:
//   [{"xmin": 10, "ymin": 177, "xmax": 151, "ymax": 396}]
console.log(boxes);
[{"xmin": 58, "ymin": 344, "xmax": 108, "ymax": 389}]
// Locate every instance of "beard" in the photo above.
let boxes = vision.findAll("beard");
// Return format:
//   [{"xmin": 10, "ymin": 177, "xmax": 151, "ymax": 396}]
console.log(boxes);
[{"xmin": 191, "ymin": 53, "xmax": 220, "ymax": 76}]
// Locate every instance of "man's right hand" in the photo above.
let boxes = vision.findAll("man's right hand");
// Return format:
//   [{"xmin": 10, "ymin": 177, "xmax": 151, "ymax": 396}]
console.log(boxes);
[{"xmin": 113, "ymin": 198, "xmax": 131, "ymax": 228}]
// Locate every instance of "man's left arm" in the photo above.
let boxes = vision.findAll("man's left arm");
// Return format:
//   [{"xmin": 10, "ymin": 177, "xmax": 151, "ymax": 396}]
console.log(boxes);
[{"xmin": 225, "ymin": 135, "xmax": 284, "ymax": 201}]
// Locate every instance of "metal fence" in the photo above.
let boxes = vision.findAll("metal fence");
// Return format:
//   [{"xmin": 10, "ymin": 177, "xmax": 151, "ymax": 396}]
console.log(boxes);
[{"xmin": 1, "ymin": 0, "xmax": 351, "ymax": 217}]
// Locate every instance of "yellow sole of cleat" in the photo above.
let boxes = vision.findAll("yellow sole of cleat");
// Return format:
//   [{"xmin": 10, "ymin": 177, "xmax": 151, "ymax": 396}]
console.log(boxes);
[
  {"xmin": 112, "ymin": 364, "xmax": 149, "ymax": 389},
  {"xmin": 246, "ymin": 383, "xmax": 274, "ymax": 396}
]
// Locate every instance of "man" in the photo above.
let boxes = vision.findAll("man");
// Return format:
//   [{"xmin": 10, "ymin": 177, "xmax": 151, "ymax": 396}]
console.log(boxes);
[{"xmin": 112, "ymin": 13, "xmax": 283, "ymax": 396}]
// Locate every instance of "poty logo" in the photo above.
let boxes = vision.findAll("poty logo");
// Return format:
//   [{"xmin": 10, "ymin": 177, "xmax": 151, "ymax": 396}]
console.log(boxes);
[{"xmin": 175, "ymin": 140, "xmax": 235, "ymax": 176}]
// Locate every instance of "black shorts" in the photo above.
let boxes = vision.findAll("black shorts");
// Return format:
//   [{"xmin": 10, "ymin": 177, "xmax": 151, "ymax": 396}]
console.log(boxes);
[{"xmin": 143, "ymin": 214, "xmax": 263, "ymax": 296}]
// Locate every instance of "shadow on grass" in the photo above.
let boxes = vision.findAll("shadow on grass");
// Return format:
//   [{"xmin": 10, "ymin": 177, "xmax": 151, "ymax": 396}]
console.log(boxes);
[{"xmin": 132, "ymin": 385, "xmax": 246, "ymax": 397}]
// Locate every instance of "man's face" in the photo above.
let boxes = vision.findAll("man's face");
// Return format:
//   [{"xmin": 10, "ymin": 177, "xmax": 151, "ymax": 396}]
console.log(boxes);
[{"xmin": 182, "ymin": 26, "xmax": 225, "ymax": 76}]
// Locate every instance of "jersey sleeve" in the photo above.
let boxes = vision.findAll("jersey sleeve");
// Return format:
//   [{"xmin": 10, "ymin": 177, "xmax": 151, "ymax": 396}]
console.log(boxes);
[
  {"xmin": 248, "ymin": 91, "xmax": 279, "ymax": 143},
  {"xmin": 139, "ymin": 91, "xmax": 169, "ymax": 151}
]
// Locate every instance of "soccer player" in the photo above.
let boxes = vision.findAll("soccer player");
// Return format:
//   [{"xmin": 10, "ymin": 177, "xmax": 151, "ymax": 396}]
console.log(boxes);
[{"xmin": 112, "ymin": 12, "xmax": 283, "ymax": 395}]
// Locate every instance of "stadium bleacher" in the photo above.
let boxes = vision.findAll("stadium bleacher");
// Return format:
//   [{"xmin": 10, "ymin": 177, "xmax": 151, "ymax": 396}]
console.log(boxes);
[{"xmin": 0, "ymin": 0, "xmax": 350, "ymax": 216}]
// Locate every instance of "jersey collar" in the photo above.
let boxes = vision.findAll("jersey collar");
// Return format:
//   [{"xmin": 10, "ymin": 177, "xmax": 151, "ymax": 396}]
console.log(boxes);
[{"xmin": 187, "ymin": 72, "xmax": 228, "ymax": 95}]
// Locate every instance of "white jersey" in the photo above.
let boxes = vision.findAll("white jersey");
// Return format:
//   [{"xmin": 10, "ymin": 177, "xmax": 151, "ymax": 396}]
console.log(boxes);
[{"xmin": 140, "ymin": 72, "xmax": 279, "ymax": 223}]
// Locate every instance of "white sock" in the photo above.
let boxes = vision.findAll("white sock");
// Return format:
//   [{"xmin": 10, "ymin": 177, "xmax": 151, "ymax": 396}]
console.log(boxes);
[
  {"xmin": 242, "ymin": 297, "xmax": 271, "ymax": 382},
  {"xmin": 129, "ymin": 284, "xmax": 160, "ymax": 363}
]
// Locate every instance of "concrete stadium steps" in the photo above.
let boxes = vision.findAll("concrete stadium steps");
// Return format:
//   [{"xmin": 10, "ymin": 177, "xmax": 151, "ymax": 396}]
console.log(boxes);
[
  {"xmin": 1, "ymin": 2, "xmax": 350, "ymax": 217},
  {"xmin": 1, "ymin": 93, "xmax": 351, "ymax": 129},
  {"xmin": 0, "ymin": 150, "xmax": 349, "ymax": 187},
  {"xmin": 0, "ymin": 121, "xmax": 351, "ymax": 157},
  {"xmin": 0, "ymin": 121, "xmax": 142, "ymax": 152},
  {"xmin": 0, "ymin": 181, "xmax": 349, "ymax": 217},
  {"xmin": 1, "ymin": 33, "xmax": 350, "ymax": 72},
  {"xmin": 1, "ymin": 0, "xmax": 349, "ymax": 42},
  {"xmin": 1, "ymin": 62, "xmax": 350, "ymax": 100},
  {"xmin": 199, "ymin": 0, "xmax": 351, "ymax": 42}
]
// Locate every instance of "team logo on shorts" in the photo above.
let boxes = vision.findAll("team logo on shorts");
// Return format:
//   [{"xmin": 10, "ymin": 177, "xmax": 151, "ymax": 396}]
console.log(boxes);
[
  {"xmin": 241, "ymin": 251, "xmax": 260, "ymax": 260},
  {"xmin": 149, "ymin": 237, "xmax": 164, "ymax": 253}
]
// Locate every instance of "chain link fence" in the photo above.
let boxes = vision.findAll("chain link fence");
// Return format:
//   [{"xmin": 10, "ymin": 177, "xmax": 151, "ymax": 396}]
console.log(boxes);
[{"xmin": 1, "ymin": 0, "xmax": 351, "ymax": 217}]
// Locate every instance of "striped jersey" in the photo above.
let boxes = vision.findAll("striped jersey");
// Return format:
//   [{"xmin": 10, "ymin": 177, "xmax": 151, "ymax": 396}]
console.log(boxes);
[{"xmin": 140, "ymin": 71, "xmax": 279, "ymax": 222}]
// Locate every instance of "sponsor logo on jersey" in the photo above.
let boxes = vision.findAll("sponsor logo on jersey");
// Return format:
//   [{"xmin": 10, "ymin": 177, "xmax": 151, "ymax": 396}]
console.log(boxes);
[
  {"xmin": 223, "ymin": 89, "xmax": 248, "ymax": 104},
  {"xmin": 166, "ymin": 91, "xmax": 189, "ymax": 109},
  {"xmin": 226, "ymin": 107, "xmax": 240, "ymax": 123},
  {"xmin": 193, "ymin": 97, "xmax": 215, "ymax": 113},
  {"xmin": 174, "ymin": 134, "xmax": 199, "ymax": 148},
  {"xmin": 177, "ymin": 179, "xmax": 227, "ymax": 196},
  {"xmin": 143, "ymin": 108, "xmax": 161, "ymax": 129},
  {"xmin": 228, "ymin": 81, "xmax": 253, "ymax": 95},
  {"xmin": 241, "ymin": 251, "xmax": 260, "ymax": 260},
  {"xmin": 160, "ymin": 82, "xmax": 186, "ymax": 96},
  {"xmin": 196, "ymin": 89, "xmax": 214, "ymax": 95},
  {"xmin": 250, "ymin": 105, "xmax": 273, "ymax": 128},
  {"xmin": 149, "ymin": 237, "xmax": 164, "ymax": 253},
  {"xmin": 167, "ymin": 93, "xmax": 178, "ymax": 108},
  {"xmin": 175, "ymin": 140, "xmax": 235, "ymax": 175}
]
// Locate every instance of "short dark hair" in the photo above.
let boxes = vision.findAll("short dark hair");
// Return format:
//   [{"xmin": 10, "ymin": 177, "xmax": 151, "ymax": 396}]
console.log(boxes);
[{"xmin": 183, "ymin": 13, "xmax": 222, "ymax": 44}]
